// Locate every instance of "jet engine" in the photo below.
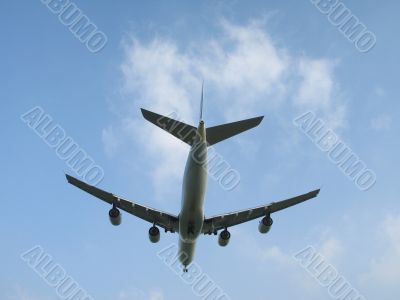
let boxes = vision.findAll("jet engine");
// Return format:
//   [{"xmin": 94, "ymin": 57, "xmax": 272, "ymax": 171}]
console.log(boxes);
[
  {"xmin": 149, "ymin": 226, "xmax": 160, "ymax": 243},
  {"xmin": 109, "ymin": 206, "xmax": 121, "ymax": 226},
  {"xmin": 258, "ymin": 215, "xmax": 273, "ymax": 234},
  {"xmin": 218, "ymin": 229, "xmax": 231, "ymax": 247}
]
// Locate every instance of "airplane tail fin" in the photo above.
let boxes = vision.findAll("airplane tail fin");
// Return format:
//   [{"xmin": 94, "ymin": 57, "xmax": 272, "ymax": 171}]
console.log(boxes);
[
  {"xmin": 200, "ymin": 80, "xmax": 204, "ymax": 122},
  {"xmin": 141, "ymin": 83, "xmax": 263, "ymax": 147},
  {"xmin": 206, "ymin": 116, "xmax": 264, "ymax": 146},
  {"xmin": 141, "ymin": 108, "xmax": 197, "ymax": 146},
  {"xmin": 141, "ymin": 108, "xmax": 264, "ymax": 147},
  {"xmin": 198, "ymin": 81, "xmax": 263, "ymax": 146}
]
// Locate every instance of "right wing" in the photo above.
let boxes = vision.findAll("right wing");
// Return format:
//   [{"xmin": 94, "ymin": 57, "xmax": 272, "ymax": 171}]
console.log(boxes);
[
  {"xmin": 66, "ymin": 174, "xmax": 179, "ymax": 232},
  {"xmin": 202, "ymin": 189, "xmax": 320, "ymax": 234}
]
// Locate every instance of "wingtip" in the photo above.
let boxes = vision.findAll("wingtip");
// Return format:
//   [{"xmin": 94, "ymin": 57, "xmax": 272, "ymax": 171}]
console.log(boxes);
[
  {"xmin": 140, "ymin": 108, "xmax": 152, "ymax": 120},
  {"xmin": 65, "ymin": 173, "xmax": 73, "ymax": 183},
  {"xmin": 65, "ymin": 174, "xmax": 82, "ymax": 186},
  {"xmin": 254, "ymin": 115, "xmax": 264, "ymax": 126}
]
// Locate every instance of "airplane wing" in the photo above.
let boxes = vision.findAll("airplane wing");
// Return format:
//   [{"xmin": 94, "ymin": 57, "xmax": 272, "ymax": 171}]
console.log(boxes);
[
  {"xmin": 65, "ymin": 174, "xmax": 179, "ymax": 232},
  {"xmin": 202, "ymin": 189, "xmax": 320, "ymax": 234}
]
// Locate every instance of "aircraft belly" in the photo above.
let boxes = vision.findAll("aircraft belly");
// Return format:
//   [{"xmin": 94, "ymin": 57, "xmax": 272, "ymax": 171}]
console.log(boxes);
[{"xmin": 179, "ymin": 147, "xmax": 207, "ymax": 243}]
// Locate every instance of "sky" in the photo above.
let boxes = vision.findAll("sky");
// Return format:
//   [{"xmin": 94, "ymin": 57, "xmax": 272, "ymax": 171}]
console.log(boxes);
[{"xmin": 1, "ymin": 0, "xmax": 399, "ymax": 299}]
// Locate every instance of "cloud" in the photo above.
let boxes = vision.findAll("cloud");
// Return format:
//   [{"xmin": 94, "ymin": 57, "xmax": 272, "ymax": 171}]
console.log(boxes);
[
  {"xmin": 118, "ymin": 288, "xmax": 146, "ymax": 300},
  {"xmin": 198, "ymin": 19, "xmax": 290, "ymax": 118},
  {"xmin": 120, "ymin": 37, "xmax": 197, "ymax": 120},
  {"xmin": 118, "ymin": 288, "xmax": 164, "ymax": 300},
  {"xmin": 103, "ymin": 18, "xmax": 346, "ymax": 199},
  {"xmin": 5, "ymin": 286, "xmax": 44, "ymax": 300},
  {"xmin": 318, "ymin": 237, "xmax": 344, "ymax": 264},
  {"xmin": 294, "ymin": 57, "xmax": 346, "ymax": 129},
  {"xmin": 259, "ymin": 245, "xmax": 294, "ymax": 266},
  {"xmin": 231, "ymin": 228, "xmax": 295, "ymax": 268},
  {"xmin": 148, "ymin": 290, "xmax": 164, "ymax": 300},
  {"xmin": 370, "ymin": 114, "xmax": 392, "ymax": 131},
  {"xmin": 235, "ymin": 227, "xmax": 343, "ymax": 269},
  {"xmin": 102, "ymin": 125, "xmax": 122, "ymax": 157},
  {"xmin": 373, "ymin": 86, "xmax": 385, "ymax": 98},
  {"xmin": 361, "ymin": 214, "xmax": 400, "ymax": 287},
  {"xmin": 295, "ymin": 58, "xmax": 335, "ymax": 109}
]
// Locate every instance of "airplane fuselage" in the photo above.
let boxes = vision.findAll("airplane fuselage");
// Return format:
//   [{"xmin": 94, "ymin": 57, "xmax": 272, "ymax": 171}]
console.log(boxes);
[{"xmin": 178, "ymin": 121, "xmax": 207, "ymax": 267}]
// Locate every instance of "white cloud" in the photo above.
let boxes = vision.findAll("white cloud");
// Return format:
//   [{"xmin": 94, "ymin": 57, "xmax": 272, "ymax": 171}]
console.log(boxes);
[
  {"xmin": 148, "ymin": 289, "xmax": 164, "ymax": 300},
  {"xmin": 259, "ymin": 244, "xmax": 294, "ymax": 266},
  {"xmin": 295, "ymin": 57, "xmax": 346, "ymax": 129},
  {"xmin": 103, "ymin": 18, "xmax": 346, "ymax": 198},
  {"xmin": 318, "ymin": 237, "xmax": 343, "ymax": 263},
  {"xmin": 230, "ymin": 227, "xmax": 293, "ymax": 267},
  {"xmin": 295, "ymin": 58, "xmax": 335, "ymax": 109},
  {"xmin": 370, "ymin": 114, "xmax": 392, "ymax": 131},
  {"xmin": 6, "ymin": 286, "xmax": 44, "ymax": 300},
  {"xmin": 107, "ymin": 37, "xmax": 196, "ymax": 200},
  {"xmin": 361, "ymin": 214, "xmax": 400, "ymax": 287},
  {"xmin": 373, "ymin": 86, "xmax": 385, "ymax": 98},
  {"xmin": 118, "ymin": 287, "xmax": 146, "ymax": 300},
  {"xmin": 118, "ymin": 288, "xmax": 164, "ymax": 300},
  {"xmin": 102, "ymin": 125, "xmax": 122, "ymax": 157},
  {"xmin": 120, "ymin": 37, "xmax": 197, "ymax": 120},
  {"xmin": 237, "ymin": 228, "xmax": 343, "ymax": 268},
  {"xmin": 198, "ymin": 19, "xmax": 290, "ymax": 118}
]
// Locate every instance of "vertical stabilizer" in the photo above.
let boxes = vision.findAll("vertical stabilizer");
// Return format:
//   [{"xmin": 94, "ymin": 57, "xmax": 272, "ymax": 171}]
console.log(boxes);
[{"xmin": 200, "ymin": 81, "xmax": 204, "ymax": 122}]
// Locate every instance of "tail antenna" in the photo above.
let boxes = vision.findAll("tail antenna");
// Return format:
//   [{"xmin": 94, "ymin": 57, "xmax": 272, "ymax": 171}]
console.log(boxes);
[{"xmin": 200, "ymin": 80, "xmax": 204, "ymax": 122}]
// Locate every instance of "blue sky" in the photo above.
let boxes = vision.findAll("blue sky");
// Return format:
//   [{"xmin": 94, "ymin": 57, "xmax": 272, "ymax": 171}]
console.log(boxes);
[{"xmin": 1, "ymin": 1, "xmax": 399, "ymax": 299}]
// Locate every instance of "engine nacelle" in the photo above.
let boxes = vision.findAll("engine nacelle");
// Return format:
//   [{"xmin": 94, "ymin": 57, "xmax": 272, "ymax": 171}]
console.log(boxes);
[
  {"xmin": 149, "ymin": 226, "xmax": 160, "ymax": 243},
  {"xmin": 109, "ymin": 207, "xmax": 121, "ymax": 226},
  {"xmin": 258, "ymin": 216, "xmax": 273, "ymax": 234},
  {"xmin": 218, "ymin": 229, "xmax": 231, "ymax": 247}
]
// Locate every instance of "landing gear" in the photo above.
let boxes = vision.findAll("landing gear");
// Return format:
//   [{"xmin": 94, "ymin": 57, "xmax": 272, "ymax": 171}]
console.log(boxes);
[{"xmin": 183, "ymin": 266, "xmax": 188, "ymax": 273}]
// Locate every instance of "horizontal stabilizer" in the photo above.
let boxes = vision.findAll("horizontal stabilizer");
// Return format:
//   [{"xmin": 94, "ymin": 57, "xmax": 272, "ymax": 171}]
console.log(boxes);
[
  {"xmin": 206, "ymin": 116, "xmax": 264, "ymax": 146},
  {"xmin": 141, "ymin": 108, "xmax": 197, "ymax": 146}
]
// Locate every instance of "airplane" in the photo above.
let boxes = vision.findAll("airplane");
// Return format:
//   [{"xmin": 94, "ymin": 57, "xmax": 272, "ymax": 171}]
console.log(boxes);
[{"xmin": 65, "ymin": 86, "xmax": 320, "ymax": 272}]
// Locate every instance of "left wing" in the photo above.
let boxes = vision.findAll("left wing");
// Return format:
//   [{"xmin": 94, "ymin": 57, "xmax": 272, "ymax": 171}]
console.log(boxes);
[
  {"xmin": 202, "ymin": 189, "xmax": 320, "ymax": 234},
  {"xmin": 66, "ymin": 174, "xmax": 179, "ymax": 232}
]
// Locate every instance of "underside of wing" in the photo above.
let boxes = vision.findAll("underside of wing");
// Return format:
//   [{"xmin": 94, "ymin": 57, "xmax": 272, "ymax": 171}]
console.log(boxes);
[
  {"xmin": 66, "ymin": 174, "xmax": 179, "ymax": 232},
  {"xmin": 202, "ymin": 189, "xmax": 320, "ymax": 234}
]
